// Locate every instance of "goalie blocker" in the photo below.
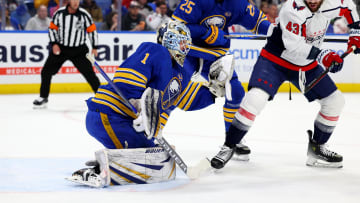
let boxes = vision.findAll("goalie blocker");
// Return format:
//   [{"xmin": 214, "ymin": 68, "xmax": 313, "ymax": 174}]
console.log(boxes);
[{"xmin": 66, "ymin": 147, "xmax": 176, "ymax": 187}]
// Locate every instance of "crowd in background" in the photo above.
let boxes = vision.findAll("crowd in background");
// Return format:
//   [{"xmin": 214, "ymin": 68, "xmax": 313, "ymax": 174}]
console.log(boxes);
[{"xmin": 0, "ymin": 0, "xmax": 359, "ymax": 33}]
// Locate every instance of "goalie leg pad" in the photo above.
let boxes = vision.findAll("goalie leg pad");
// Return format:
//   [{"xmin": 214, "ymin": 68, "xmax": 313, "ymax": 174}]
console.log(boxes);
[{"xmin": 95, "ymin": 147, "xmax": 176, "ymax": 185}]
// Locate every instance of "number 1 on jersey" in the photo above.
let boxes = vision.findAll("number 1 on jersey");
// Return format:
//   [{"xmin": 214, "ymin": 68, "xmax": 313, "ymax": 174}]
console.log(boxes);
[{"xmin": 141, "ymin": 53, "xmax": 150, "ymax": 64}]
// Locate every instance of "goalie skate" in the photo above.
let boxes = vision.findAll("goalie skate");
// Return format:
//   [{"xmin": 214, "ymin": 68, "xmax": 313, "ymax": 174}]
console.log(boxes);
[
  {"xmin": 306, "ymin": 130, "xmax": 343, "ymax": 168},
  {"xmin": 65, "ymin": 167, "xmax": 104, "ymax": 188}
]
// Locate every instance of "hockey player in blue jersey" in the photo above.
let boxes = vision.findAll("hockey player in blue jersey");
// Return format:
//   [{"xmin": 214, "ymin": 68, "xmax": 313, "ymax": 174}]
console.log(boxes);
[
  {"xmin": 172, "ymin": 0, "xmax": 273, "ymax": 159},
  {"xmin": 211, "ymin": 0, "xmax": 360, "ymax": 169},
  {"xmin": 66, "ymin": 21, "xmax": 238, "ymax": 187}
]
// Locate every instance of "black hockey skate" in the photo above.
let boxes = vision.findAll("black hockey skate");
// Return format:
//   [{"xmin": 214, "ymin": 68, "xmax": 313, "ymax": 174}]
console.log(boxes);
[
  {"xmin": 234, "ymin": 141, "xmax": 251, "ymax": 161},
  {"xmin": 306, "ymin": 130, "xmax": 343, "ymax": 168},
  {"xmin": 211, "ymin": 145, "xmax": 235, "ymax": 169},
  {"xmin": 33, "ymin": 97, "xmax": 48, "ymax": 109}
]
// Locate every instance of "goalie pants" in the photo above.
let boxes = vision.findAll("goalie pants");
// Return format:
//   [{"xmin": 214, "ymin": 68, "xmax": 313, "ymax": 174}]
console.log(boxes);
[
  {"xmin": 86, "ymin": 100, "xmax": 156, "ymax": 149},
  {"xmin": 39, "ymin": 45, "xmax": 100, "ymax": 98}
]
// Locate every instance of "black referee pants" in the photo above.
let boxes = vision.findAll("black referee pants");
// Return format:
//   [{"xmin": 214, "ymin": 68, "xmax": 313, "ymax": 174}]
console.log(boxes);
[{"xmin": 39, "ymin": 44, "xmax": 100, "ymax": 98}]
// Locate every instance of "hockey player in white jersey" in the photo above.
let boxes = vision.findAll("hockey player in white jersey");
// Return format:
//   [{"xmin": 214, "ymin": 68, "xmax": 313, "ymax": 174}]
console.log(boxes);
[{"xmin": 211, "ymin": 0, "xmax": 360, "ymax": 169}]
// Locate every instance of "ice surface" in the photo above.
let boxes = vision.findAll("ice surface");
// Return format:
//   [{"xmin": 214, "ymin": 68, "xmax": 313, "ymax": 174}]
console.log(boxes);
[{"xmin": 0, "ymin": 93, "xmax": 359, "ymax": 203}]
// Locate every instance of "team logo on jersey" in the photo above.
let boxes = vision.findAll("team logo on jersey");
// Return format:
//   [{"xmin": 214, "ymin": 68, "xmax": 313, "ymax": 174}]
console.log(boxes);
[
  {"xmin": 293, "ymin": 1, "xmax": 305, "ymax": 11},
  {"xmin": 162, "ymin": 77, "xmax": 182, "ymax": 110},
  {"xmin": 202, "ymin": 15, "xmax": 226, "ymax": 29}
]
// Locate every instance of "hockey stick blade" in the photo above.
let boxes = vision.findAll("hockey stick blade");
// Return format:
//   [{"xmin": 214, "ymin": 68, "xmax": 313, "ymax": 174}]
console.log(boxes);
[
  {"xmin": 304, "ymin": 46, "xmax": 356, "ymax": 94},
  {"xmin": 186, "ymin": 158, "xmax": 212, "ymax": 179}
]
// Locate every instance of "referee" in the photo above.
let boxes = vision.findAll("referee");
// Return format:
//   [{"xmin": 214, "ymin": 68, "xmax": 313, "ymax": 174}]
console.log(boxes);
[{"xmin": 33, "ymin": 0, "xmax": 100, "ymax": 108}]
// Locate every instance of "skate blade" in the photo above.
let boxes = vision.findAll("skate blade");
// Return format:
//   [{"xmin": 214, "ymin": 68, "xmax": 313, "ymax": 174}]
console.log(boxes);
[
  {"xmin": 232, "ymin": 154, "xmax": 249, "ymax": 161},
  {"xmin": 306, "ymin": 157, "xmax": 343, "ymax": 168},
  {"xmin": 65, "ymin": 176, "xmax": 103, "ymax": 188},
  {"xmin": 33, "ymin": 104, "xmax": 47, "ymax": 109}
]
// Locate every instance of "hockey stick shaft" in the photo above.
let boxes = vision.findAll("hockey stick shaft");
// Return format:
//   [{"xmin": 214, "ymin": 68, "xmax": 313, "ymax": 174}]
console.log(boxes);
[
  {"xmin": 86, "ymin": 54, "xmax": 205, "ymax": 178},
  {"xmin": 224, "ymin": 34, "xmax": 267, "ymax": 40},
  {"xmin": 304, "ymin": 46, "xmax": 355, "ymax": 94},
  {"xmin": 86, "ymin": 54, "xmax": 138, "ymax": 114}
]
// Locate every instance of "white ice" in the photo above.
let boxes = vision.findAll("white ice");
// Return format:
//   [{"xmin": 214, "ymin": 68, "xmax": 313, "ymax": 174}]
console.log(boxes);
[{"xmin": 0, "ymin": 92, "xmax": 359, "ymax": 203}]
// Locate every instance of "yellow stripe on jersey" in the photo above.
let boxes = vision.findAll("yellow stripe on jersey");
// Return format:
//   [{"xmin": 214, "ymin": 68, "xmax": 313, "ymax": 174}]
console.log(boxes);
[
  {"xmin": 91, "ymin": 98, "xmax": 127, "ymax": 116},
  {"xmin": 111, "ymin": 162, "xmax": 151, "ymax": 180},
  {"xmin": 249, "ymin": 11, "xmax": 266, "ymax": 34},
  {"xmin": 100, "ymin": 112, "xmax": 124, "ymax": 149},
  {"xmin": 207, "ymin": 47, "xmax": 229, "ymax": 55},
  {"xmin": 95, "ymin": 92, "xmax": 137, "ymax": 118},
  {"xmin": 160, "ymin": 112, "xmax": 169, "ymax": 128},
  {"xmin": 176, "ymin": 82, "xmax": 203, "ymax": 111},
  {"xmin": 171, "ymin": 15, "xmax": 187, "ymax": 23},
  {"xmin": 189, "ymin": 45, "xmax": 222, "ymax": 57},
  {"xmin": 116, "ymin": 68, "xmax": 148, "ymax": 83},
  {"xmin": 113, "ymin": 78, "xmax": 147, "ymax": 89},
  {"xmin": 114, "ymin": 72, "xmax": 147, "ymax": 85}
]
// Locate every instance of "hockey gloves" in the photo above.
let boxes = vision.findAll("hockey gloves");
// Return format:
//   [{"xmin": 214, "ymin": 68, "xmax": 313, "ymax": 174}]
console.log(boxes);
[
  {"xmin": 208, "ymin": 54, "xmax": 235, "ymax": 100},
  {"xmin": 202, "ymin": 25, "xmax": 229, "ymax": 46},
  {"xmin": 316, "ymin": 49, "xmax": 343, "ymax": 73},
  {"xmin": 348, "ymin": 23, "xmax": 360, "ymax": 54},
  {"xmin": 132, "ymin": 88, "xmax": 162, "ymax": 140}
]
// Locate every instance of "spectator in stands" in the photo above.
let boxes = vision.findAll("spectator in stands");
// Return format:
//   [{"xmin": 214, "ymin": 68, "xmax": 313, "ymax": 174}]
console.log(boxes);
[
  {"xmin": 10, "ymin": 4, "xmax": 31, "ymax": 29},
  {"xmin": 145, "ymin": 1, "xmax": 170, "ymax": 31},
  {"xmin": 121, "ymin": 1, "xmax": 145, "ymax": 31},
  {"xmin": 100, "ymin": 11, "xmax": 118, "ymax": 31},
  {"xmin": 167, "ymin": 0, "xmax": 180, "ymax": 16},
  {"xmin": 49, "ymin": 0, "xmax": 68, "ymax": 17},
  {"xmin": 0, "ymin": 7, "xmax": 21, "ymax": 30},
  {"xmin": 25, "ymin": 5, "xmax": 51, "ymax": 30},
  {"xmin": 260, "ymin": 1, "xmax": 269, "ymax": 14},
  {"xmin": 80, "ymin": 0, "xmax": 103, "ymax": 22},
  {"xmin": 266, "ymin": 3, "xmax": 278, "ymax": 23},
  {"xmin": 137, "ymin": 0, "xmax": 152, "ymax": 17},
  {"xmin": 104, "ymin": 0, "xmax": 128, "ymax": 18}
]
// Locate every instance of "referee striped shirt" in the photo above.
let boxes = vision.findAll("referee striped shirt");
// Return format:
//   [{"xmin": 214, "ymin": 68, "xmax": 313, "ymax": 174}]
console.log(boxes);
[{"xmin": 48, "ymin": 6, "xmax": 98, "ymax": 48}]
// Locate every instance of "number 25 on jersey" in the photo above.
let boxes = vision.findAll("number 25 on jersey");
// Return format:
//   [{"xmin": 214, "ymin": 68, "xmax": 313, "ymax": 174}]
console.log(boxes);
[{"xmin": 180, "ymin": 0, "xmax": 195, "ymax": 14}]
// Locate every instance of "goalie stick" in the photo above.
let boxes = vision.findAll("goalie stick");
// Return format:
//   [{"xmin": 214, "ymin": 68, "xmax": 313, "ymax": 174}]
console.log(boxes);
[
  {"xmin": 86, "ymin": 54, "xmax": 211, "ymax": 179},
  {"xmin": 301, "ymin": 46, "xmax": 356, "ymax": 94}
]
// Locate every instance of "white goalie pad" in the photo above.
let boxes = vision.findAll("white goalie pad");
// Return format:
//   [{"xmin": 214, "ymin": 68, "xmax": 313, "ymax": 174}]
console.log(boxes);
[
  {"xmin": 95, "ymin": 147, "xmax": 176, "ymax": 186},
  {"xmin": 208, "ymin": 54, "xmax": 235, "ymax": 100}
]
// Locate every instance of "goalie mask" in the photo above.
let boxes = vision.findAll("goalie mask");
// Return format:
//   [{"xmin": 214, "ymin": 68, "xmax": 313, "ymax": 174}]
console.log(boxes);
[{"xmin": 157, "ymin": 21, "xmax": 192, "ymax": 66}]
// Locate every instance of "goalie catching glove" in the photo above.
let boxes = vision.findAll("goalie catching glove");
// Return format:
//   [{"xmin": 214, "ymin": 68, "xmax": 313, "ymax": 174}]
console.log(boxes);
[
  {"xmin": 132, "ymin": 87, "xmax": 162, "ymax": 139},
  {"xmin": 208, "ymin": 54, "xmax": 235, "ymax": 100},
  {"xmin": 316, "ymin": 49, "xmax": 343, "ymax": 73}
]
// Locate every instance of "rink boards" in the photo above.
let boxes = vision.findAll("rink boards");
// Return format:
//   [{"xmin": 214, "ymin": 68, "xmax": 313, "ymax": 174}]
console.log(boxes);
[{"xmin": 0, "ymin": 31, "xmax": 359, "ymax": 93}]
